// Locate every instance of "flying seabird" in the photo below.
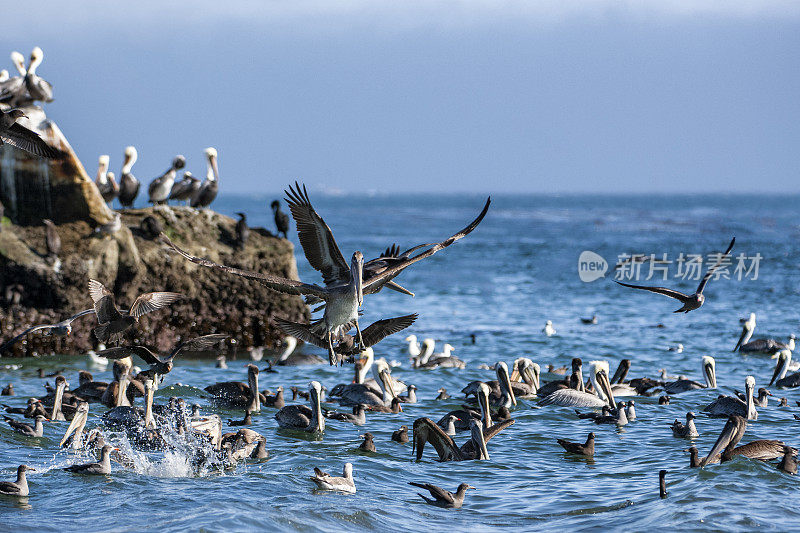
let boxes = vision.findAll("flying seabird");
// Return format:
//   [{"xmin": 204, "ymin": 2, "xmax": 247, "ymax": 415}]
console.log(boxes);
[
  {"xmin": 392, "ymin": 425, "xmax": 409, "ymax": 443},
  {"xmin": 97, "ymin": 334, "xmax": 226, "ymax": 379},
  {"xmin": 557, "ymin": 432, "xmax": 595, "ymax": 456},
  {"xmin": 671, "ymin": 412, "xmax": 699, "ymax": 438},
  {"xmin": 703, "ymin": 376, "xmax": 758, "ymax": 420},
  {"xmin": 275, "ymin": 381, "xmax": 325, "ymax": 433},
  {"xmin": 663, "ymin": 356, "xmax": 716, "ymax": 394},
  {"xmin": 118, "ymin": 146, "xmax": 140, "ymax": 208},
  {"xmin": 271, "ymin": 200, "xmax": 290, "ymax": 238},
  {"xmin": 190, "ymin": 147, "xmax": 219, "ymax": 208},
  {"xmin": 3, "ymin": 414, "xmax": 47, "ymax": 437},
  {"xmin": 0, "ymin": 465, "xmax": 33, "ymax": 497},
  {"xmin": 148, "ymin": 155, "xmax": 186, "ymax": 204},
  {"xmin": 0, "ymin": 109, "xmax": 64, "ymax": 159},
  {"xmin": 64, "ymin": 444, "xmax": 115, "ymax": 475},
  {"xmin": 310, "ymin": 463, "xmax": 355, "ymax": 493},
  {"xmin": 409, "ymin": 482, "xmax": 475, "ymax": 508},
  {"xmin": 163, "ymin": 185, "xmax": 489, "ymax": 364},
  {"xmin": 614, "ymin": 237, "xmax": 735, "ymax": 313},
  {"xmin": 0, "ymin": 309, "xmax": 94, "ymax": 354},
  {"xmin": 24, "ymin": 47, "xmax": 53, "ymax": 103},
  {"xmin": 276, "ymin": 314, "xmax": 417, "ymax": 362},
  {"xmin": 88, "ymin": 279, "xmax": 182, "ymax": 343}
]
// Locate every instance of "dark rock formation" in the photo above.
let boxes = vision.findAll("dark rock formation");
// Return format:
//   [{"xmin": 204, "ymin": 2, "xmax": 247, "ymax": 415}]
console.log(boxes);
[{"xmin": 0, "ymin": 207, "xmax": 309, "ymax": 357}]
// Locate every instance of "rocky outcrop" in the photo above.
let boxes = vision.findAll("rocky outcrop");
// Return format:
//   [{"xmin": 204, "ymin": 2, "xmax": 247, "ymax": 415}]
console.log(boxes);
[
  {"xmin": 0, "ymin": 104, "xmax": 114, "ymax": 225},
  {"xmin": 0, "ymin": 207, "xmax": 309, "ymax": 357}
]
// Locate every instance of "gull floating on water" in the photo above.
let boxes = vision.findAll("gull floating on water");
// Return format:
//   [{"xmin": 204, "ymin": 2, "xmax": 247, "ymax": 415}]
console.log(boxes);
[
  {"xmin": 0, "ymin": 465, "xmax": 33, "ymax": 497},
  {"xmin": 409, "ymin": 481, "xmax": 475, "ymax": 508},
  {"xmin": 310, "ymin": 462, "xmax": 355, "ymax": 493}
]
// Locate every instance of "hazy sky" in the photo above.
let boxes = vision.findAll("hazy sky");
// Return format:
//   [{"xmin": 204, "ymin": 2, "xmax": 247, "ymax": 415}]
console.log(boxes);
[{"xmin": 3, "ymin": 1, "xmax": 799, "ymax": 194}]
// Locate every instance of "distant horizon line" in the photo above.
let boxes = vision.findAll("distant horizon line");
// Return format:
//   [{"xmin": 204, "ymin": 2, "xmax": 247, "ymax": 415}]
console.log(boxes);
[{"xmin": 214, "ymin": 189, "xmax": 799, "ymax": 198}]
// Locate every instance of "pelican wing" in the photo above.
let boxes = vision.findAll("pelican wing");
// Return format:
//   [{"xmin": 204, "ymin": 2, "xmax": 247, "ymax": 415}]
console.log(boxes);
[
  {"xmin": 696, "ymin": 237, "xmax": 735, "ymax": 295},
  {"xmin": 411, "ymin": 417, "xmax": 461, "ymax": 461},
  {"xmin": 275, "ymin": 318, "xmax": 330, "ymax": 349},
  {"xmin": 2, "ymin": 122, "xmax": 65, "ymax": 159},
  {"xmin": 169, "ymin": 334, "xmax": 228, "ymax": 359},
  {"xmin": 97, "ymin": 346, "xmax": 160, "ymax": 365},
  {"xmin": 161, "ymin": 234, "xmax": 329, "ymax": 298},
  {"xmin": 275, "ymin": 404, "xmax": 313, "ymax": 429},
  {"xmin": 129, "ymin": 291, "xmax": 183, "ymax": 318},
  {"xmin": 408, "ymin": 482, "xmax": 454, "ymax": 504},
  {"xmin": 537, "ymin": 389, "xmax": 606, "ymax": 408},
  {"xmin": 362, "ymin": 197, "xmax": 491, "ymax": 293},
  {"xmin": 360, "ymin": 314, "xmax": 418, "ymax": 348},
  {"xmin": 285, "ymin": 182, "xmax": 350, "ymax": 286},
  {"xmin": 730, "ymin": 440, "xmax": 791, "ymax": 461},
  {"xmin": 613, "ymin": 281, "xmax": 690, "ymax": 302}
]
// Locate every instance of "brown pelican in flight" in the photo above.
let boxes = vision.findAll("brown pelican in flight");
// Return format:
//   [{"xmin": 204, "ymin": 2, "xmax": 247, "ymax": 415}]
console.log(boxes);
[
  {"xmin": 703, "ymin": 375, "xmax": 757, "ymax": 420},
  {"xmin": 88, "ymin": 279, "xmax": 182, "ymax": 343},
  {"xmin": 0, "ymin": 309, "xmax": 95, "ymax": 354},
  {"xmin": 412, "ymin": 418, "xmax": 514, "ymax": 462},
  {"xmin": 663, "ymin": 356, "xmax": 716, "ymax": 394},
  {"xmin": 0, "ymin": 108, "xmax": 64, "ymax": 159},
  {"xmin": 162, "ymin": 185, "xmax": 490, "ymax": 364},
  {"xmin": 615, "ymin": 237, "xmax": 735, "ymax": 313}
]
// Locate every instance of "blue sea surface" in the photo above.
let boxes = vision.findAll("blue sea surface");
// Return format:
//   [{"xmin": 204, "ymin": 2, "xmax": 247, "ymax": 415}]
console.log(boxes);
[{"xmin": 2, "ymin": 192, "xmax": 800, "ymax": 531}]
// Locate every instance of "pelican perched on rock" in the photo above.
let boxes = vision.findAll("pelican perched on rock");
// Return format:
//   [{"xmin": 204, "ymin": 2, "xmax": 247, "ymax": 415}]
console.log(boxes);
[
  {"xmin": 770, "ymin": 350, "xmax": 800, "ymax": 388},
  {"xmin": 168, "ymin": 172, "xmax": 201, "ymax": 204},
  {"xmin": 205, "ymin": 364, "xmax": 262, "ymax": 412},
  {"xmin": 148, "ymin": 155, "xmax": 186, "ymax": 204},
  {"xmin": 538, "ymin": 361, "xmax": 615, "ymax": 408},
  {"xmin": 412, "ymin": 418, "xmax": 513, "ymax": 462},
  {"xmin": 310, "ymin": 463, "xmax": 355, "ymax": 493},
  {"xmin": 275, "ymin": 381, "xmax": 324, "ymax": 433},
  {"xmin": 24, "ymin": 47, "xmax": 53, "ymax": 103},
  {"xmin": 118, "ymin": 146, "xmax": 139, "ymax": 208},
  {"xmin": 733, "ymin": 313, "xmax": 756, "ymax": 351},
  {"xmin": 703, "ymin": 376, "xmax": 757, "ymax": 420},
  {"xmin": 0, "ymin": 52, "xmax": 27, "ymax": 106},
  {"xmin": 663, "ymin": 356, "xmax": 716, "ymax": 394},
  {"xmin": 190, "ymin": 148, "xmax": 219, "ymax": 208}
]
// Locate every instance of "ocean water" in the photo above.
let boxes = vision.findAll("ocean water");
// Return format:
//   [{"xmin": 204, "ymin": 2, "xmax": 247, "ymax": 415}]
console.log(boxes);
[{"xmin": 2, "ymin": 193, "xmax": 800, "ymax": 531}]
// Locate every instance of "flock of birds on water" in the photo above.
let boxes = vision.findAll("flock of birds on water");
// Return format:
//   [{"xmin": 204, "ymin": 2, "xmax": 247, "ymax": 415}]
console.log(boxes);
[{"xmin": 0, "ymin": 46, "xmax": 799, "ymax": 511}]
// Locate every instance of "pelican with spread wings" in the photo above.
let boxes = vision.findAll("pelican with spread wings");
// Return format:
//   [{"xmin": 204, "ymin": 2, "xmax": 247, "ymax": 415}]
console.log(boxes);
[{"xmin": 161, "ymin": 183, "xmax": 490, "ymax": 365}]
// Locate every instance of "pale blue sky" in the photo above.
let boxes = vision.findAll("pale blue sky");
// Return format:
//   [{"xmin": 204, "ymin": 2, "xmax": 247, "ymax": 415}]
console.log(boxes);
[{"xmin": 3, "ymin": 1, "xmax": 799, "ymax": 194}]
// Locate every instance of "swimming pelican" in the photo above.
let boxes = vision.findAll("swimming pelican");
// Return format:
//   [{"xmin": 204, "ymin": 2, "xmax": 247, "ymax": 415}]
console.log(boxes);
[
  {"xmin": 60, "ymin": 402, "xmax": 90, "ymax": 449},
  {"xmin": 275, "ymin": 381, "xmax": 324, "ymax": 433},
  {"xmin": 542, "ymin": 321, "xmax": 556, "ymax": 336},
  {"xmin": 190, "ymin": 148, "xmax": 219, "ymax": 208},
  {"xmin": 703, "ymin": 376, "xmax": 757, "ymax": 420},
  {"xmin": 205, "ymin": 364, "xmax": 262, "ymax": 412},
  {"xmin": 615, "ymin": 237, "xmax": 735, "ymax": 313},
  {"xmin": 310, "ymin": 463, "xmax": 355, "ymax": 493},
  {"xmin": 406, "ymin": 335, "xmax": 421, "ymax": 359},
  {"xmin": 537, "ymin": 361, "xmax": 615, "ymax": 408},
  {"xmin": 118, "ymin": 146, "xmax": 139, "ymax": 208},
  {"xmin": 412, "ymin": 418, "xmax": 513, "ymax": 462},
  {"xmin": 738, "ymin": 334, "xmax": 795, "ymax": 356},
  {"xmin": 770, "ymin": 350, "xmax": 800, "ymax": 388},
  {"xmin": 440, "ymin": 382, "xmax": 492, "ymax": 432},
  {"xmin": 663, "ymin": 356, "xmax": 716, "ymax": 394},
  {"xmin": 24, "ymin": 47, "xmax": 53, "ymax": 103},
  {"xmin": 335, "ymin": 359, "xmax": 398, "ymax": 407},
  {"xmin": 732, "ymin": 313, "xmax": 756, "ymax": 351},
  {"xmin": 702, "ymin": 415, "xmax": 796, "ymax": 466},
  {"xmin": 508, "ymin": 358, "xmax": 540, "ymax": 397},
  {"xmin": 462, "ymin": 362, "xmax": 516, "ymax": 408}
]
